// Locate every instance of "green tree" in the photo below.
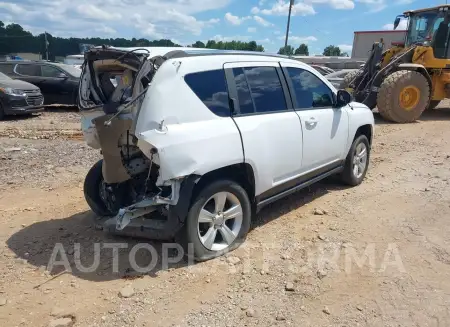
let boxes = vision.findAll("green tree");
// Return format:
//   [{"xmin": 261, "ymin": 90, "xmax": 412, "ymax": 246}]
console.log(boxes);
[
  {"xmin": 294, "ymin": 43, "xmax": 309, "ymax": 55},
  {"xmin": 247, "ymin": 41, "xmax": 258, "ymax": 52},
  {"xmin": 5, "ymin": 23, "xmax": 31, "ymax": 36},
  {"xmin": 256, "ymin": 45, "xmax": 265, "ymax": 52},
  {"xmin": 0, "ymin": 21, "xmax": 264, "ymax": 57},
  {"xmin": 192, "ymin": 41, "xmax": 205, "ymax": 48},
  {"xmin": 323, "ymin": 45, "xmax": 342, "ymax": 56},
  {"xmin": 277, "ymin": 45, "xmax": 295, "ymax": 56}
]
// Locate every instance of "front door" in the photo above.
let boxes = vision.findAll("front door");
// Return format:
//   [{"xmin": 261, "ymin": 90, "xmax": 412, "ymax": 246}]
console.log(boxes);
[
  {"xmin": 281, "ymin": 64, "xmax": 349, "ymax": 172},
  {"xmin": 224, "ymin": 62, "xmax": 304, "ymax": 199}
]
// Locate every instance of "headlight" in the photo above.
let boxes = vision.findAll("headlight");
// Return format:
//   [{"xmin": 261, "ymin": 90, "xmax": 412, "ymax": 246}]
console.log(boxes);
[{"xmin": 0, "ymin": 87, "xmax": 26, "ymax": 96}]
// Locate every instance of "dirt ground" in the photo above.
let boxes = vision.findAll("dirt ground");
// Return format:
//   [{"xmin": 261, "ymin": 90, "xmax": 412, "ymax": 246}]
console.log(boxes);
[{"xmin": 1, "ymin": 105, "xmax": 450, "ymax": 327}]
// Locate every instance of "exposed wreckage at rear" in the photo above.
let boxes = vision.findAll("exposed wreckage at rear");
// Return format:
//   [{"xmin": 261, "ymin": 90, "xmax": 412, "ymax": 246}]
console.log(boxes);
[{"xmin": 78, "ymin": 47, "xmax": 199, "ymax": 239}]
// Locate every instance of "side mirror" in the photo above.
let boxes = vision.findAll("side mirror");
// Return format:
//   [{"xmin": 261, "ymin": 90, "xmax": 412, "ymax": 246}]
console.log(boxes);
[
  {"xmin": 57, "ymin": 72, "xmax": 68, "ymax": 79},
  {"xmin": 336, "ymin": 90, "xmax": 352, "ymax": 107}
]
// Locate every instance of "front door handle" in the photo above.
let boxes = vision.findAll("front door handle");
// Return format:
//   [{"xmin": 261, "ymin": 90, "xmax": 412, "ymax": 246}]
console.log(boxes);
[{"xmin": 305, "ymin": 117, "xmax": 318, "ymax": 127}]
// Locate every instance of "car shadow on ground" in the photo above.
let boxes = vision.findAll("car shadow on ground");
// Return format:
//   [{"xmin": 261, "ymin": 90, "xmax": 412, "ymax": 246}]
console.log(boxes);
[{"xmin": 6, "ymin": 179, "xmax": 346, "ymax": 283}]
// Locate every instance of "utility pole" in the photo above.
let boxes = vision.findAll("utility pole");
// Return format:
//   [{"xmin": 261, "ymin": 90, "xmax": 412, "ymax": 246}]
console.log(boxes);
[
  {"xmin": 284, "ymin": 0, "xmax": 295, "ymax": 50},
  {"xmin": 44, "ymin": 32, "xmax": 49, "ymax": 60}
]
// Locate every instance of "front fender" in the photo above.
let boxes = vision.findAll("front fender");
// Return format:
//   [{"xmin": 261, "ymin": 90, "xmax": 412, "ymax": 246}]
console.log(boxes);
[{"xmin": 397, "ymin": 63, "xmax": 432, "ymax": 88}]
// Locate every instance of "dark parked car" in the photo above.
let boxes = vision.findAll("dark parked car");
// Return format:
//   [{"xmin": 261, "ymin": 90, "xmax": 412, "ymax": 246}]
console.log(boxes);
[
  {"xmin": 0, "ymin": 72, "xmax": 44, "ymax": 119},
  {"xmin": 0, "ymin": 61, "xmax": 80, "ymax": 105}
]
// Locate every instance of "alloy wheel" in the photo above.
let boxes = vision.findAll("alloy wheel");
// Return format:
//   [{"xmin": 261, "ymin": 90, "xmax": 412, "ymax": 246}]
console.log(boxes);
[
  {"xmin": 352, "ymin": 142, "xmax": 368, "ymax": 179},
  {"xmin": 197, "ymin": 192, "xmax": 243, "ymax": 252}
]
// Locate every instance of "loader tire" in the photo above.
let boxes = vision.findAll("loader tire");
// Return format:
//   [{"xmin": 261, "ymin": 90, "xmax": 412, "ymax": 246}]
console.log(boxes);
[
  {"xmin": 339, "ymin": 70, "xmax": 360, "ymax": 90},
  {"xmin": 377, "ymin": 70, "xmax": 430, "ymax": 123},
  {"xmin": 427, "ymin": 100, "xmax": 440, "ymax": 110},
  {"xmin": 340, "ymin": 70, "xmax": 376, "ymax": 109}
]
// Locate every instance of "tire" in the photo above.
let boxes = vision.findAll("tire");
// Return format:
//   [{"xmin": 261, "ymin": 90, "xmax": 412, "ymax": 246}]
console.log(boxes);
[
  {"xmin": 427, "ymin": 100, "xmax": 440, "ymax": 110},
  {"xmin": 84, "ymin": 160, "xmax": 115, "ymax": 217},
  {"xmin": 377, "ymin": 70, "xmax": 430, "ymax": 123},
  {"xmin": 341, "ymin": 135, "xmax": 370, "ymax": 186},
  {"xmin": 339, "ymin": 70, "xmax": 376, "ymax": 109},
  {"xmin": 0, "ymin": 102, "xmax": 5, "ymax": 120},
  {"xmin": 339, "ymin": 70, "xmax": 360, "ymax": 90},
  {"xmin": 184, "ymin": 180, "xmax": 252, "ymax": 262}
]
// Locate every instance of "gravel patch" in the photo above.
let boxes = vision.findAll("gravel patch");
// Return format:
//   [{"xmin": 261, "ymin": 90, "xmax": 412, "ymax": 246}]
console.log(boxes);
[{"xmin": 0, "ymin": 137, "xmax": 100, "ymax": 188}]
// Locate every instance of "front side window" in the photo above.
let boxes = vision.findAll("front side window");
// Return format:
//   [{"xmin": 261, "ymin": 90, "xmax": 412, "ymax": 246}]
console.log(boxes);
[
  {"xmin": 184, "ymin": 69, "xmax": 230, "ymax": 117},
  {"xmin": 287, "ymin": 67, "xmax": 334, "ymax": 109},
  {"xmin": 232, "ymin": 66, "xmax": 287, "ymax": 114},
  {"xmin": 16, "ymin": 64, "xmax": 41, "ymax": 76}
]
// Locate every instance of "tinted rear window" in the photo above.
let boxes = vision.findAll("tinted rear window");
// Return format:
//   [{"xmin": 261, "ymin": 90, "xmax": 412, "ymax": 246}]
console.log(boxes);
[
  {"xmin": 232, "ymin": 68, "xmax": 254, "ymax": 114},
  {"xmin": 231, "ymin": 66, "xmax": 287, "ymax": 114},
  {"xmin": 243, "ymin": 66, "xmax": 287, "ymax": 113},
  {"xmin": 0, "ymin": 63, "xmax": 15, "ymax": 74},
  {"xmin": 16, "ymin": 64, "xmax": 41, "ymax": 76},
  {"xmin": 184, "ymin": 69, "xmax": 230, "ymax": 117}
]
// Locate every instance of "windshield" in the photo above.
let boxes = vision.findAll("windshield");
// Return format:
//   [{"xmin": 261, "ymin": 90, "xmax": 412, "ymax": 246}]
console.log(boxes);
[
  {"xmin": 0, "ymin": 72, "xmax": 11, "ymax": 80},
  {"xmin": 53, "ymin": 63, "xmax": 82, "ymax": 77},
  {"xmin": 406, "ymin": 10, "xmax": 445, "ymax": 46}
]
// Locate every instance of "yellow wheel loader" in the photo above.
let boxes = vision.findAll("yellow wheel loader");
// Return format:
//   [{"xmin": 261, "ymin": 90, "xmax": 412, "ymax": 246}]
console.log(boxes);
[{"xmin": 341, "ymin": 5, "xmax": 450, "ymax": 123}]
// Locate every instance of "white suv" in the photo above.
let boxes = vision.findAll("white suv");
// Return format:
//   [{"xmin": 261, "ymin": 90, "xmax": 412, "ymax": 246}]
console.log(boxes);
[{"xmin": 79, "ymin": 47, "xmax": 374, "ymax": 261}]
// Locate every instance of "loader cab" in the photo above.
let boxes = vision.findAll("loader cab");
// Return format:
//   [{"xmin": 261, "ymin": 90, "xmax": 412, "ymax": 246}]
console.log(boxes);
[{"xmin": 398, "ymin": 6, "xmax": 450, "ymax": 59}]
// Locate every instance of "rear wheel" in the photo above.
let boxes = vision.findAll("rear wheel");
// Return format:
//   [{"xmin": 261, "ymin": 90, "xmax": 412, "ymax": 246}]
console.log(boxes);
[
  {"xmin": 184, "ymin": 180, "xmax": 252, "ymax": 262},
  {"xmin": 377, "ymin": 70, "xmax": 430, "ymax": 123},
  {"xmin": 84, "ymin": 160, "xmax": 115, "ymax": 217},
  {"xmin": 0, "ymin": 102, "xmax": 5, "ymax": 120},
  {"xmin": 427, "ymin": 100, "xmax": 440, "ymax": 110}
]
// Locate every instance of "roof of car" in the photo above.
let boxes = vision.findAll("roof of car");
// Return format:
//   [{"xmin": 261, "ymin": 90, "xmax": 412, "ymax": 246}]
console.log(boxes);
[
  {"xmin": 0, "ymin": 60, "xmax": 58, "ymax": 64},
  {"xmin": 111, "ymin": 46, "xmax": 287, "ymax": 60}
]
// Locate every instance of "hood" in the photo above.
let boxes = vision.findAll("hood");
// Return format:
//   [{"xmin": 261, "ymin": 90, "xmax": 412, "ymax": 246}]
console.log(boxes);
[{"xmin": 0, "ymin": 79, "xmax": 40, "ymax": 90}]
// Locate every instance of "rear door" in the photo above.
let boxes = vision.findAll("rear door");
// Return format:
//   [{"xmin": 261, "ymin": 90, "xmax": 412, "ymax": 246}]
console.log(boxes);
[
  {"xmin": 224, "ymin": 62, "xmax": 304, "ymax": 200},
  {"xmin": 281, "ymin": 63, "xmax": 349, "ymax": 172}
]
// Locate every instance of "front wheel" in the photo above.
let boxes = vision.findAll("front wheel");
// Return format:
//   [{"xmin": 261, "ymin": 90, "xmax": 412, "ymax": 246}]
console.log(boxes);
[
  {"xmin": 341, "ymin": 135, "xmax": 370, "ymax": 186},
  {"xmin": 184, "ymin": 180, "xmax": 252, "ymax": 262},
  {"xmin": 377, "ymin": 70, "xmax": 430, "ymax": 123}
]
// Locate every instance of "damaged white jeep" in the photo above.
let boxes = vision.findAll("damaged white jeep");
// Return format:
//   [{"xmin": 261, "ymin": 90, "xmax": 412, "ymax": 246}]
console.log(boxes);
[{"xmin": 79, "ymin": 47, "xmax": 374, "ymax": 261}]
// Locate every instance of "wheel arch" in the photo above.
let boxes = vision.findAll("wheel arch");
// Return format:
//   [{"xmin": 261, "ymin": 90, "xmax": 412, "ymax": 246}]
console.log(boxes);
[
  {"xmin": 354, "ymin": 124, "xmax": 373, "ymax": 146},
  {"xmin": 191, "ymin": 163, "xmax": 256, "ymax": 205},
  {"xmin": 396, "ymin": 63, "xmax": 432, "ymax": 90}
]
